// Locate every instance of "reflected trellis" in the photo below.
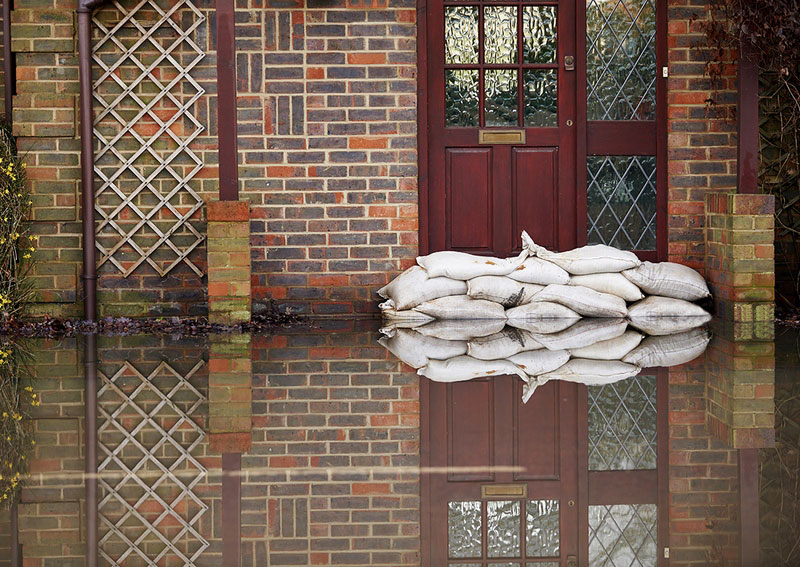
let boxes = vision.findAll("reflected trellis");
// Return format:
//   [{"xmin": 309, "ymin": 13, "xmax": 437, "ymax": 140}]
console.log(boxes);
[{"xmin": 97, "ymin": 360, "xmax": 208, "ymax": 566}]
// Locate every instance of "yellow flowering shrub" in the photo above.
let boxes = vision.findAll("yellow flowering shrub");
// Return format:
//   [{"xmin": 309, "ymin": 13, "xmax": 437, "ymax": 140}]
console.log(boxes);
[
  {"xmin": 0, "ymin": 123, "xmax": 34, "ymax": 320},
  {"xmin": 0, "ymin": 341, "xmax": 34, "ymax": 508}
]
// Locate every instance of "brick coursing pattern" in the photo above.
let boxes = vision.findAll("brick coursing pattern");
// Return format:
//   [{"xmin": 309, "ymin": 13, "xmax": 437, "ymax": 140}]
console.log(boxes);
[
  {"xmin": 239, "ymin": 0, "xmax": 419, "ymax": 316},
  {"xmin": 667, "ymin": 1, "xmax": 739, "ymax": 273}
]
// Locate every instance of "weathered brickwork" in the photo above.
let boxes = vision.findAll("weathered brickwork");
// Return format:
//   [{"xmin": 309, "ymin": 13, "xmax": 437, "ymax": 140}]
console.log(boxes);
[
  {"xmin": 667, "ymin": 2, "xmax": 739, "ymax": 273},
  {"xmin": 207, "ymin": 200, "xmax": 252, "ymax": 324},
  {"xmin": 237, "ymin": 0, "xmax": 419, "ymax": 315},
  {"xmin": 705, "ymin": 193, "xmax": 775, "ymax": 322}
]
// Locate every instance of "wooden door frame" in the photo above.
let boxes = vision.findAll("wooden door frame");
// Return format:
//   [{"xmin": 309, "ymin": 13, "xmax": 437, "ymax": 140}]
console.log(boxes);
[{"xmin": 418, "ymin": 0, "xmax": 669, "ymax": 259}]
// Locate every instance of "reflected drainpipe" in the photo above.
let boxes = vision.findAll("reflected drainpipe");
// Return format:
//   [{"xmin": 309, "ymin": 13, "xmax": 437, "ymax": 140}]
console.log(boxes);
[
  {"xmin": 84, "ymin": 333, "xmax": 99, "ymax": 567},
  {"xmin": 77, "ymin": 0, "xmax": 108, "ymax": 322},
  {"xmin": 10, "ymin": 500, "xmax": 19, "ymax": 567}
]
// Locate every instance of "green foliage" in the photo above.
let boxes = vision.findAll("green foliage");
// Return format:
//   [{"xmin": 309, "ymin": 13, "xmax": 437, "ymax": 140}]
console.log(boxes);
[
  {"xmin": 0, "ymin": 342, "xmax": 35, "ymax": 508},
  {"xmin": 0, "ymin": 121, "xmax": 35, "ymax": 319}
]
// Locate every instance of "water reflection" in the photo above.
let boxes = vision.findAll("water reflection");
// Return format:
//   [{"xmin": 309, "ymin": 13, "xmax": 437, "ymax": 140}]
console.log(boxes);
[{"xmin": 0, "ymin": 320, "xmax": 793, "ymax": 566}]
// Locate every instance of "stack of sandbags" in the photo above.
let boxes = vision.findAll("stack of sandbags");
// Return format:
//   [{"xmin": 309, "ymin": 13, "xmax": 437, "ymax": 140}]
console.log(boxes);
[
  {"xmin": 379, "ymin": 319, "xmax": 711, "ymax": 403},
  {"xmin": 379, "ymin": 231, "xmax": 713, "ymax": 334}
]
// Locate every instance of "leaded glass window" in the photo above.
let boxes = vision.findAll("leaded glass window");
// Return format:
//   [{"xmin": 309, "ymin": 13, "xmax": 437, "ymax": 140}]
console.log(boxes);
[
  {"xmin": 586, "ymin": 0, "xmax": 657, "ymax": 121},
  {"xmin": 587, "ymin": 155, "xmax": 657, "ymax": 250},
  {"xmin": 588, "ymin": 374, "xmax": 657, "ymax": 471},
  {"xmin": 588, "ymin": 504, "xmax": 658, "ymax": 567}
]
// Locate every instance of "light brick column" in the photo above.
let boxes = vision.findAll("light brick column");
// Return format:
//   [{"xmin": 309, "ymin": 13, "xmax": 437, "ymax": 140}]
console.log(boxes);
[
  {"xmin": 208, "ymin": 334, "xmax": 252, "ymax": 454},
  {"xmin": 705, "ymin": 329, "xmax": 775, "ymax": 449},
  {"xmin": 207, "ymin": 200, "xmax": 251, "ymax": 325},
  {"xmin": 704, "ymin": 193, "xmax": 775, "ymax": 323}
]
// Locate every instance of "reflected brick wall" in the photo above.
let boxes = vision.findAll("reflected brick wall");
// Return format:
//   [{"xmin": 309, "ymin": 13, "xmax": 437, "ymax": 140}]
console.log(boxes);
[{"xmin": 244, "ymin": 325, "xmax": 421, "ymax": 565}]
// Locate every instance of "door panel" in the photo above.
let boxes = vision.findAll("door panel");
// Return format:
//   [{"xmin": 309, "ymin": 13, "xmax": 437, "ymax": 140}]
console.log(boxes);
[
  {"xmin": 511, "ymin": 147, "xmax": 558, "ymax": 252},
  {"xmin": 447, "ymin": 147, "xmax": 494, "ymax": 252},
  {"xmin": 447, "ymin": 378, "xmax": 495, "ymax": 481}
]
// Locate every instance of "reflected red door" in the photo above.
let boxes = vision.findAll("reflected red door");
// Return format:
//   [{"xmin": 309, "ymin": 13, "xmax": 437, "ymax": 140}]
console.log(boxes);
[
  {"xmin": 425, "ymin": 0, "xmax": 578, "ymax": 257},
  {"xmin": 424, "ymin": 377, "xmax": 580, "ymax": 565}
]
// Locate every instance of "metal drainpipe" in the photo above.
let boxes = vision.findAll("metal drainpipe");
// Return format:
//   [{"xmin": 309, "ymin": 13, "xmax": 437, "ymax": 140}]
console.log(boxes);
[
  {"xmin": 3, "ymin": 0, "xmax": 13, "ymax": 121},
  {"xmin": 77, "ymin": 0, "xmax": 107, "ymax": 322},
  {"xmin": 76, "ymin": 5, "xmax": 107, "ymax": 567}
]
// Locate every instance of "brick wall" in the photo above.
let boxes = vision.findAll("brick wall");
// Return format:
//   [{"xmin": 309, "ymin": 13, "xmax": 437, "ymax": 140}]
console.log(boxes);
[
  {"xmin": 239, "ymin": 0, "xmax": 419, "ymax": 316},
  {"xmin": 667, "ymin": 1, "xmax": 739, "ymax": 273}
]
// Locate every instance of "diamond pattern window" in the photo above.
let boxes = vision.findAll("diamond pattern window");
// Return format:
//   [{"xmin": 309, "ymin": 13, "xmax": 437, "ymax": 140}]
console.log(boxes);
[
  {"xmin": 587, "ymin": 156, "xmax": 657, "ymax": 251},
  {"xmin": 586, "ymin": 0, "xmax": 657, "ymax": 121},
  {"xmin": 588, "ymin": 374, "xmax": 657, "ymax": 471}
]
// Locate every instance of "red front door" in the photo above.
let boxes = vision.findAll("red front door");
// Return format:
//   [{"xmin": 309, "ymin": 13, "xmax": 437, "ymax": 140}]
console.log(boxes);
[{"xmin": 426, "ymin": 0, "xmax": 578, "ymax": 257}]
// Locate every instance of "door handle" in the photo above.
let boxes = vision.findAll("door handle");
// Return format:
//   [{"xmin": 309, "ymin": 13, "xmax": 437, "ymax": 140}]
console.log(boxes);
[
  {"xmin": 564, "ymin": 55, "xmax": 575, "ymax": 71},
  {"xmin": 567, "ymin": 555, "xmax": 578, "ymax": 567}
]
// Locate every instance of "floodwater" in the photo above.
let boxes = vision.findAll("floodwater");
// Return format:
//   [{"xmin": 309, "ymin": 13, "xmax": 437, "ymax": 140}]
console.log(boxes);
[{"xmin": 0, "ymin": 318, "xmax": 797, "ymax": 567}]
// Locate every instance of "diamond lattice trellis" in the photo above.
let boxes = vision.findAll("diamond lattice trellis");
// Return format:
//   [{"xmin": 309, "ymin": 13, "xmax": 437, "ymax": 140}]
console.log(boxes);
[
  {"xmin": 97, "ymin": 360, "xmax": 208, "ymax": 566},
  {"xmin": 92, "ymin": 0, "xmax": 206, "ymax": 277}
]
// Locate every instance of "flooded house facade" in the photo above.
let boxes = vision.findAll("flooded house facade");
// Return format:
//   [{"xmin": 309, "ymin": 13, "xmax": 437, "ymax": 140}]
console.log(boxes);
[{"xmin": 1, "ymin": 0, "xmax": 773, "ymax": 322}]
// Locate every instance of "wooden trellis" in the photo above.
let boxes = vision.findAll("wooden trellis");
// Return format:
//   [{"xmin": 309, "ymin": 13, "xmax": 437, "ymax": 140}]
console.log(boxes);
[
  {"xmin": 97, "ymin": 360, "xmax": 208, "ymax": 566},
  {"xmin": 92, "ymin": 0, "xmax": 206, "ymax": 277}
]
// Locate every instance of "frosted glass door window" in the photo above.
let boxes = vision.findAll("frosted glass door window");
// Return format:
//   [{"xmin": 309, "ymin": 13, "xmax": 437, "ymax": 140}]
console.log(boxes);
[
  {"xmin": 444, "ymin": 2, "xmax": 558, "ymax": 127},
  {"xmin": 447, "ymin": 499, "xmax": 560, "ymax": 564}
]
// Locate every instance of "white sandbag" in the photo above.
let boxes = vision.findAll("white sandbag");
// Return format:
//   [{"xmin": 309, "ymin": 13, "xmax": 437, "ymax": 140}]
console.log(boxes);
[
  {"xmin": 540, "ymin": 358, "xmax": 641, "ymax": 385},
  {"xmin": 418, "ymin": 355, "xmax": 527, "ymax": 383},
  {"xmin": 569, "ymin": 330, "xmax": 644, "ymax": 360},
  {"xmin": 568, "ymin": 273, "xmax": 644, "ymax": 302},
  {"xmin": 507, "ymin": 257, "xmax": 570, "ymax": 285},
  {"xmin": 417, "ymin": 249, "xmax": 528, "ymax": 280},
  {"xmin": 623, "ymin": 328, "xmax": 711, "ymax": 368},
  {"xmin": 378, "ymin": 329, "xmax": 468, "ymax": 369},
  {"xmin": 467, "ymin": 328, "xmax": 542, "ymax": 361},
  {"xmin": 628, "ymin": 314, "xmax": 712, "ymax": 336},
  {"xmin": 627, "ymin": 296, "xmax": 710, "ymax": 318},
  {"xmin": 506, "ymin": 316, "xmax": 578, "ymax": 335},
  {"xmin": 379, "ymin": 304, "xmax": 436, "ymax": 325},
  {"xmin": 533, "ymin": 284, "xmax": 628, "ymax": 318},
  {"xmin": 623, "ymin": 261, "xmax": 711, "ymax": 301},
  {"xmin": 467, "ymin": 276, "xmax": 543, "ymax": 308},
  {"xmin": 522, "ymin": 231, "xmax": 641, "ymax": 275},
  {"xmin": 414, "ymin": 319, "xmax": 507, "ymax": 341},
  {"xmin": 533, "ymin": 318, "xmax": 628, "ymax": 351},
  {"xmin": 506, "ymin": 301, "xmax": 581, "ymax": 321},
  {"xmin": 378, "ymin": 266, "xmax": 467, "ymax": 310},
  {"xmin": 413, "ymin": 295, "xmax": 508, "ymax": 320},
  {"xmin": 509, "ymin": 349, "xmax": 570, "ymax": 376}
]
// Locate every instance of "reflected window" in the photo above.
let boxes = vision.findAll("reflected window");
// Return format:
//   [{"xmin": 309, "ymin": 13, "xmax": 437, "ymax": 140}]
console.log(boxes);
[
  {"xmin": 588, "ymin": 374, "xmax": 657, "ymax": 470},
  {"xmin": 588, "ymin": 504, "xmax": 658, "ymax": 567}
]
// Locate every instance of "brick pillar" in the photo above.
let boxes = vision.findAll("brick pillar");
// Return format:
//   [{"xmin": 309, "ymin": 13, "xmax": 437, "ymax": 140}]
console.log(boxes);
[
  {"xmin": 207, "ymin": 200, "xmax": 251, "ymax": 324},
  {"xmin": 208, "ymin": 334, "xmax": 252, "ymax": 453},
  {"xmin": 704, "ymin": 193, "xmax": 775, "ymax": 323},
  {"xmin": 705, "ymin": 329, "xmax": 775, "ymax": 449}
]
